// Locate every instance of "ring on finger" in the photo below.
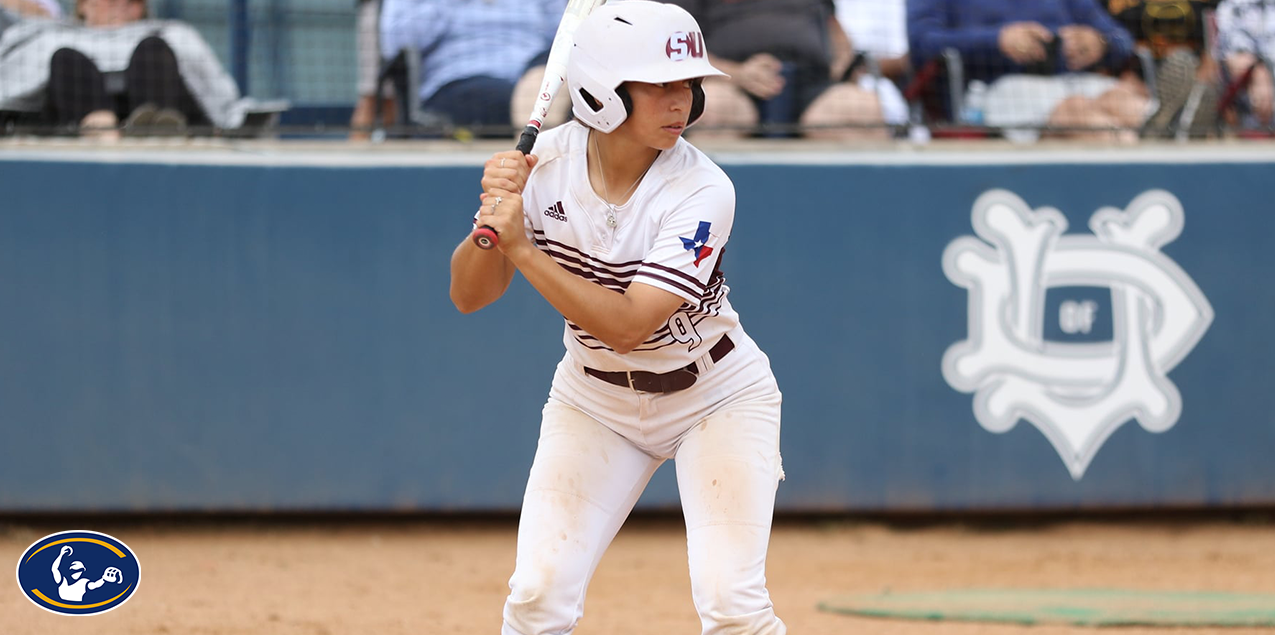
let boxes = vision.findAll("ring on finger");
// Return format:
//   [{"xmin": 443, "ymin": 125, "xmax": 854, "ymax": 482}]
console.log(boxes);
[
  {"xmin": 499, "ymin": 158, "xmax": 506, "ymax": 168},
  {"xmin": 493, "ymin": 196, "xmax": 503, "ymax": 210}
]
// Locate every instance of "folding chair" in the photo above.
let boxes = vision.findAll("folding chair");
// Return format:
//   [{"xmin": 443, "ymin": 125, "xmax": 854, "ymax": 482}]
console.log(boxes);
[
  {"xmin": 1201, "ymin": 8, "xmax": 1274, "ymax": 138},
  {"xmin": 1, "ymin": 69, "xmax": 288, "ymax": 137},
  {"xmin": 372, "ymin": 46, "xmax": 471, "ymax": 140},
  {"xmin": 905, "ymin": 45, "xmax": 1162, "ymax": 141},
  {"xmin": 903, "ymin": 48, "xmax": 990, "ymax": 140}
]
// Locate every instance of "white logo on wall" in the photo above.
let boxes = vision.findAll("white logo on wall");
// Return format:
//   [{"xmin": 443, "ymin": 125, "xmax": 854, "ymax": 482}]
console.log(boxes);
[{"xmin": 942, "ymin": 190, "xmax": 1213, "ymax": 479}]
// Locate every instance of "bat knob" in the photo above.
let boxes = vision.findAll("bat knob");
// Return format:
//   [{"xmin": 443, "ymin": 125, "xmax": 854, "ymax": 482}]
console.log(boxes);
[{"xmin": 473, "ymin": 226, "xmax": 499, "ymax": 250}]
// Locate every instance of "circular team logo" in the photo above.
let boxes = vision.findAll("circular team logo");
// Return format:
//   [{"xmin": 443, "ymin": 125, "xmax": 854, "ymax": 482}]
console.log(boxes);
[{"xmin": 15, "ymin": 530, "xmax": 140, "ymax": 616}]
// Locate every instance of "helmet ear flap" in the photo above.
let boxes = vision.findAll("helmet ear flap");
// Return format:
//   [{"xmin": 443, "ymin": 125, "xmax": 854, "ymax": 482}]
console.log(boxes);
[
  {"xmin": 688, "ymin": 80, "xmax": 706, "ymax": 126},
  {"xmin": 586, "ymin": 83, "xmax": 698, "ymax": 121},
  {"xmin": 569, "ymin": 62, "xmax": 630, "ymax": 132},
  {"xmin": 596, "ymin": 82, "xmax": 706, "ymax": 126},
  {"xmin": 578, "ymin": 87, "xmax": 604, "ymax": 113},
  {"xmin": 616, "ymin": 84, "xmax": 633, "ymax": 118}
]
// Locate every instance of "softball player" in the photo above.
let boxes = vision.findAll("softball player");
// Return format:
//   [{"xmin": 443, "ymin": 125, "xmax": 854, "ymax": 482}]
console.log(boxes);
[{"xmin": 449, "ymin": 3, "xmax": 785, "ymax": 633}]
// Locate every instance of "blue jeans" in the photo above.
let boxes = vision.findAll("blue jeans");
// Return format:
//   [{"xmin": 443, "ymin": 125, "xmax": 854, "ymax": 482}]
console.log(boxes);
[{"xmin": 421, "ymin": 75, "xmax": 515, "ymax": 135}]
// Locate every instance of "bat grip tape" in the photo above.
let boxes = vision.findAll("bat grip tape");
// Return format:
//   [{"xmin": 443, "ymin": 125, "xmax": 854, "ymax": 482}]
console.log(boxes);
[{"xmin": 515, "ymin": 125, "xmax": 539, "ymax": 155}]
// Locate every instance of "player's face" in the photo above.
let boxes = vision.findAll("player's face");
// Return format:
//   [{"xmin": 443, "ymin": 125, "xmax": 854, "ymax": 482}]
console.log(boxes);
[
  {"xmin": 621, "ymin": 80, "xmax": 697, "ymax": 150},
  {"xmin": 79, "ymin": 0, "xmax": 144, "ymax": 27}
]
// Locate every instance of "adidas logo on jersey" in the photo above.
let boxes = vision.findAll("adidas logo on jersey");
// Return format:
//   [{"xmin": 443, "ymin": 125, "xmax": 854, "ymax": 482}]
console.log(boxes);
[{"xmin": 543, "ymin": 201, "xmax": 567, "ymax": 222}]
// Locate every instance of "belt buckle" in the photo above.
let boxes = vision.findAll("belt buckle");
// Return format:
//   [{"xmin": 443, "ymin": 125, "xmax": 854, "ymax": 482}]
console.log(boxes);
[{"xmin": 626, "ymin": 371, "xmax": 638, "ymax": 392}]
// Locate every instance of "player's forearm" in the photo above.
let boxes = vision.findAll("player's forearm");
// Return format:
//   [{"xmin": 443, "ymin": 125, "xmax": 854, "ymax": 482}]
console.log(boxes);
[
  {"xmin": 707, "ymin": 53, "xmax": 743, "ymax": 77},
  {"xmin": 1, "ymin": 0, "xmax": 54, "ymax": 17},
  {"xmin": 449, "ymin": 237, "xmax": 514, "ymax": 313},
  {"xmin": 828, "ymin": 16, "xmax": 854, "ymax": 79},
  {"xmin": 878, "ymin": 55, "xmax": 911, "ymax": 80},
  {"xmin": 505, "ymin": 244, "xmax": 656, "ymax": 354}
]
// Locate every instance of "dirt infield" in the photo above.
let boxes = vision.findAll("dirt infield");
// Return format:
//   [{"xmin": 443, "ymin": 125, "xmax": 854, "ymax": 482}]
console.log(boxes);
[{"xmin": 4, "ymin": 514, "xmax": 1274, "ymax": 634}]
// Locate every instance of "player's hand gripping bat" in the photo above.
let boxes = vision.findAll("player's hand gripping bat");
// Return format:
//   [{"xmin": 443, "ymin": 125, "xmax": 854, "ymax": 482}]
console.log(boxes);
[{"xmin": 472, "ymin": 0, "xmax": 608, "ymax": 250}]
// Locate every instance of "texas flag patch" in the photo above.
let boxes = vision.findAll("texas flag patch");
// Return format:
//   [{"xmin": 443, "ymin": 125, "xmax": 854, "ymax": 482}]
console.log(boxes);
[{"xmin": 680, "ymin": 221, "xmax": 715, "ymax": 266}]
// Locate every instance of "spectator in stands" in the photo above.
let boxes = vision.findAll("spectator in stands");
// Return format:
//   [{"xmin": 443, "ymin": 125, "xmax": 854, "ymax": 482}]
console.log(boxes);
[
  {"xmin": 350, "ymin": 0, "xmax": 396, "ymax": 141},
  {"xmin": 1107, "ymin": 0, "xmax": 1221, "ymax": 137},
  {"xmin": 909, "ymin": 0, "xmax": 1151, "ymax": 142},
  {"xmin": 0, "ymin": 0, "xmax": 60, "ymax": 39},
  {"xmin": 1, "ymin": 0, "xmax": 62, "ymax": 20},
  {"xmin": 832, "ymin": 0, "xmax": 911, "ymax": 129},
  {"xmin": 834, "ymin": 0, "xmax": 909, "ymax": 82},
  {"xmin": 379, "ymin": 0, "xmax": 570, "ymax": 138},
  {"xmin": 666, "ymin": 0, "xmax": 889, "ymax": 140},
  {"xmin": 0, "ymin": 0, "xmax": 248, "ymax": 139},
  {"xmin": 1215, "ymin": 0, "xmax": 1275, "ymax": 127}
]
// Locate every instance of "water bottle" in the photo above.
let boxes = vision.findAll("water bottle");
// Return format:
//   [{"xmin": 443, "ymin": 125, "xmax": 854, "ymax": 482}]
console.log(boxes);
[
  {"xmin": 961, "ymin": 80, "xmax": 988, "ymax": 126},
  {"xmin": 908, "ymin": 123, "xmax": 932, "ymax": 145}
]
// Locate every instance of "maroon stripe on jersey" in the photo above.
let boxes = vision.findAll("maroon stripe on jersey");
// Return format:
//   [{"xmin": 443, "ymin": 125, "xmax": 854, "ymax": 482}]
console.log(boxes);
[
  {"xmin": 533, "ymin": 231, "xmax": 645, "ymax": 269},
  {"xmin": 646, "ymin": 325, "xmax": 671, "ymax": 339},
  {"xmin": 542, "ymin": 245, "xmax": 641, "ymax": 277},
  {"xmin": 536, "ymin": 243, "xmax": 642, "ymax": 289},
  {"xmin": 628, "ymin": 279, "xmax": 728, "ymax": 346},
  {"xmin": 537, "ymin": 243, "xmax": 634, "ymax": 287},
  {"xmin": 701, "ymin": 276, "xmax": 725, "ymax": 304},
  {"xmin": 568, "ymin": 323, "xmax": 678, "ymax": 351},
  {"xmin": 640, "ymin": 261, "xmax": 707, "ymax": 293},
  {"xmin": 634, "ymin": 270, "xmax": 701, "ymax": 298},
  {"xmin": 566, "ymin": 324, "xmax": 661, "ymax": 349},
  {"xmin": 554, "ymin": 259, "xmax": 632, "ymax": 285},
  {"xmin": 566, "ymin": 324, "xmax": 614, "ymax": 347},
  {"xmin": 634, "ymin": 337, "xmax": 694, "ymax": 352},
  {"xmin": 566, "ymin": 275, "xmax": 725, "ymax": 347},
  {"xmin": 572, "ymin": 333, "xmax": 614, "ymax": 351},
  {"xmin": 635, "ymin": 287, "xmax": 729, "ymax": 349},
  {"xmin": 556, "ymin": 261, "xmax": 631, "ymax": 291}
]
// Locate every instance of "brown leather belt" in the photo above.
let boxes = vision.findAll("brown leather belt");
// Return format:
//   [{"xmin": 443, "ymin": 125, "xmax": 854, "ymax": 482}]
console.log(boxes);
[{"xmin": 584, "ymin": 335, "xmax": 735, "ymax": 393}]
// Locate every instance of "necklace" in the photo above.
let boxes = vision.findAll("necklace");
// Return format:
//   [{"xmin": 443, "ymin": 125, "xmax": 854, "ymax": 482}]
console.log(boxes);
[{"xmin": 592, "ymin": 133, "xmax": 655, "ymax": 228}]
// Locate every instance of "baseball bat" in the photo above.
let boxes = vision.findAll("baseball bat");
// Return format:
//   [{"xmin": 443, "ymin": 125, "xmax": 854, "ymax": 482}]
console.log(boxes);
[{"xmin": 473, "ymin": 0, "xmax": 608, "ymax": 250}]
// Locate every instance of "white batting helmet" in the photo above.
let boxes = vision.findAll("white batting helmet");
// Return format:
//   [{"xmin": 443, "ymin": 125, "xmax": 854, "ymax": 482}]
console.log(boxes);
[{"xmin": 568, "ymin": 1, "xmax": 727, "ymax": 133}]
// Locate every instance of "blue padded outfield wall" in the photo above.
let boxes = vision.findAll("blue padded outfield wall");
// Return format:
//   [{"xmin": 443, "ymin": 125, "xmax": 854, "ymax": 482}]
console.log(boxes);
[{"xmin": 1, "ymin": 147, "xmax": 1272, "ymax": 513}]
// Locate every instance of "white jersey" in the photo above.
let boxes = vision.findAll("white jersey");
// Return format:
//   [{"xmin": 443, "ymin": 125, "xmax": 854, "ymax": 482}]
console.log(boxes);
[{"xmin": 521, "ymin": 121, "xmax": 741, "ymax": 374}]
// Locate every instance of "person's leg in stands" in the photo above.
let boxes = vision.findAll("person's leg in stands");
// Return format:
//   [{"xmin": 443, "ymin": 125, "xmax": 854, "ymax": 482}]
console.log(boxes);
[
  {"xmin": 1094, "ymin": 78, "xmax": 1150, "ymax": 131},
  {"xmin": 1247, "ymin": 65, "xmax": 1274, "ymax": 126},
  {"xmin": 422, "ymin": 76, "xmax": 517, "ymax": 137},
  {"xmin": 1046, "ymin": 74, "xmax": 1141, "ymax": 143},
  {"xmin": 1047, "ymin": 98, "xmax": 1137, "ymax": 143},
  {"xmin": 45, "ymin": 47, "xmax": 118, "ymax": 138},
  {"xmin": 686, "ymin": 78, "xmax": 758, "ymax": 140},
  {"xmin": 1047, "ymin": 95, "xmax": 1118, "ymax": 137},
  {"xmin": 1227, "ymin": 53, "xmax": 1274, "ymax": 126},
  {"xmin": 510, "ymin": 65, "xmax": 573, "ymax": 131},
  {"xmin": 985, "ymin": 74, "xmax": 1067, "ymax": 141},
  {"xmin": 125, "ymin": 36, "xmax": 207, "ymax": 127},
  {"xmin": 801, "ymin": 82, "xmax": 888, "ymax": 141},
  {"xmin": 350, "ymin": 0, "xmax": 395, "ymax": 140}
]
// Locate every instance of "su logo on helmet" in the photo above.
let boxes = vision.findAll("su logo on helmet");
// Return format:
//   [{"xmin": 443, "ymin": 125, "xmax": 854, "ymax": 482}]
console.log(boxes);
[{"xmin": 666, "ymin": 31, "xmax": 705, "ymax": 61}]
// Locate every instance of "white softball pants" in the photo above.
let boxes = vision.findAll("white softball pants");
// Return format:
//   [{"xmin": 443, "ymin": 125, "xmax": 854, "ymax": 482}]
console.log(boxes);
[{"xmin": 501, "ymin": 331, "xmax": 785, "ymax": 635}]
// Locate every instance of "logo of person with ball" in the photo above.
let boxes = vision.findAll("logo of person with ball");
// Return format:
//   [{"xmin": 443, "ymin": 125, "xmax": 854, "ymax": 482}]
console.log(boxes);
[{"xmin": 15, "ymin": 530, "xmax": 140, "ymax": 616}]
